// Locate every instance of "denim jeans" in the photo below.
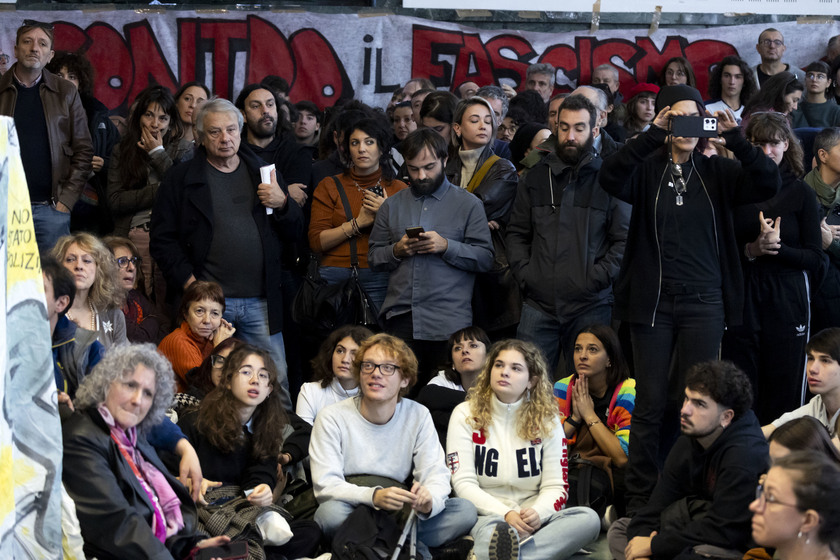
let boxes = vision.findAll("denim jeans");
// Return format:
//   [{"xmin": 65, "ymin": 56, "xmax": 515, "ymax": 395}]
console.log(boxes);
[
  {"xmin": 516, "ymin": 302, "xmax": 612, "ymax": 379},
  {"xmin": 625, "ymin": 289, "xmax": 725, "ymax": 513},
  {"xmin": 315, "ymin": 498, "xmax": 477, "ymax": 557},
  {"xmin": 319, "ymin": 265, "xmax": 390, "ymax": 314},
  {"xmin": 471, "ymin": 508, "xmax": 600, "ymax": 560},
  {"xmin": 32, "ymin": 203, "xmax": 71, "ymax": 254},
  {"xmin": 223, "ymin": 297, "xmax": 291, "ymax": 411}
]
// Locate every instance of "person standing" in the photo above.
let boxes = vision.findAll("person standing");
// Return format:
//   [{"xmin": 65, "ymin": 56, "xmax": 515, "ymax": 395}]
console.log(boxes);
[{"xmin": 0, "ymin": 19, "xmax": 93, "ymax": 252}]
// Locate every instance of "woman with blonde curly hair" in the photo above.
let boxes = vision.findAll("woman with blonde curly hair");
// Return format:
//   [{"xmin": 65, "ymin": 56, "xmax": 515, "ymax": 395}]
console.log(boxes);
[
  {"xmin": 53, "ymin": 232, "xmax": 127, "ymax": 348},
  {"xmin": 446, "ymin": 339, "xmax": 600, "ymax": 560}
]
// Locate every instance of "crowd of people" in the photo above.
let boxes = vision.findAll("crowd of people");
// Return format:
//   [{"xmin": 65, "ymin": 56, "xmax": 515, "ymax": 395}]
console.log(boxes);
[{"xmin": 6, "ymin": 16, "xmax": 840, "ymax": 560}]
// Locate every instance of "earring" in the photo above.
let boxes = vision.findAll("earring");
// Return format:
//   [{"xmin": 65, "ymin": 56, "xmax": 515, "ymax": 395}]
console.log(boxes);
[{"xmin": 797, "ymin": 531, "xmax": 803, "ymax": 539}]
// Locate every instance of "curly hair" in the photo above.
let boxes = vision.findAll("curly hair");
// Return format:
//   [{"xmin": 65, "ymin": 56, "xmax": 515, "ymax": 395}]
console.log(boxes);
[
  {"xmin": 52, "ymin": 233, "xmax": 123, "ymax": 311},
  {"xmin": 773, "ymin": 451, "xmax": 840, "ymax": 555},
  {"xmin": 745, "ymin": 111, "xmax": 805, "ymax": 177},
  {"xmin": 311, "ymin": 325, "xmax": 374, "ymax": 388},
  {"xmin": 75, "ymin": 343, "xmax": 175, "ymax": 433},
  {"xmin": 466, "ymin": 339, "xmax": 559, "ymax": 441},
  {"xmin": 196, "ymin": 344, "xmax": 288, "ymax": 460},
  {"xmin": 685, "ymin": 360, "xmax": 753, "ymax": 420},
  {"xmin": 46, "ymin": 51, "xmax": 94, "ymax": 96},
  {"xmin": 344, "ymin": 117, "xmax": 396, "ymax": 180},
  {"xmin": 352, "ymin": 333, "xmax": 418, "ymax": 398}
]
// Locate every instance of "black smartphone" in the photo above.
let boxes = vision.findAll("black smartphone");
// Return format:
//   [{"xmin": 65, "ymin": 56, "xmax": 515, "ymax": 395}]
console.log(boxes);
[
  {"xmin": 368, "ymin": 184, "xmax": 384, "ymax": 197},
  {"xmin": 406, "ymin": 226, "xmax": 425, "ymax": 239},
  {"xmin": 194, "ymin": 541, "xmax": 248, "ymax": 560},
  {"xmin": 671, "ymin": 115, "xmax": 718, "ymax": 138}
]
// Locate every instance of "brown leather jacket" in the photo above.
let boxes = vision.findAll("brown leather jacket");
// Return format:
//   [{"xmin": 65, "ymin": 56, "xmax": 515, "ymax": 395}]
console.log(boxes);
[{"xmin": 0, "ymin": 64, "xmax": 93, "ymax": 209}]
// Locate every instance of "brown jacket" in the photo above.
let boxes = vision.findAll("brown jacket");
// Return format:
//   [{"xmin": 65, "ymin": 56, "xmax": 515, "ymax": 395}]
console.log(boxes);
[{"xmin": 0, "ymin": 64, "xmax": 93, "ymax": 209}]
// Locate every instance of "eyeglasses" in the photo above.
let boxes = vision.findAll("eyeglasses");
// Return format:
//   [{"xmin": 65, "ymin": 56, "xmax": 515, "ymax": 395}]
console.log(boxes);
[
  {"xmin": 210, "ymin": 354, "xmax": 226, "ymax": 368},
  {"xmin": 359, "ymin": 361, "xmax": 400, "ymax": 376},
  {"xmin": 754, "ymin": 484, "xmax": 800, "ymax": 511},
  {"xmin": 22, "ymin": 19, "xmax": 54, "ymax": 32},
  {"xmin": 115, "ymin": 256, "xmax": 142, "ymax": 268},
  {"xmin": 760, "ymin": 39, "xmax": 784, "ymax": 48},
  {"xmin": 806, "ymin": 73, "xmax": 829, "ymax": 81},
  {"xmin": 238, "ymin": 368, "xmax": 271, "ymax": 384}
]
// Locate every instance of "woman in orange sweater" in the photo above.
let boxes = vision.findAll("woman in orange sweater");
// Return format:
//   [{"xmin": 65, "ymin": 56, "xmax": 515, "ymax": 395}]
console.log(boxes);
[
  {"xmin": 308, "ymin": 117, "xmax": 407, "ymax": 311},
  {"xmin": 158, "ymin": 280, "xmax": 235, "ymax": 391}
]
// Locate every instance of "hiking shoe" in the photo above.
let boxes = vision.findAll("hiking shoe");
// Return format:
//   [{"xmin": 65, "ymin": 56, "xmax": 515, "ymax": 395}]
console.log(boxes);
[{"xmin": 488, "ymin": 522, "xmax": 519, "ymax": 560}]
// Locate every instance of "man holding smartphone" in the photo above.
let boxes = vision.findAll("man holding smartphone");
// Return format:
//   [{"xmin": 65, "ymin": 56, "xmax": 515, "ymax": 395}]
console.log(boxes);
[{"xmin": 369, "ymin": 129, "xmax": 494, "ymax": 390}]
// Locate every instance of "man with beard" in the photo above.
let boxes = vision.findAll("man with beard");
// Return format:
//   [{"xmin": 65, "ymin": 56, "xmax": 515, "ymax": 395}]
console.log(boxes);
[
  {"xmin": 0, "ymin": 19, "xmax": 93, "ymax": 252},
  {"xmin": 368, "ymin": 128, "xmax": 494, "ymax": 390},
  {"xmin": 608, "ymin": 361, "xmax": 768, "ymax": 560},
  {"xmin": 235, "ymin": 84, "xmax": 311, "ymax": 208},
  {"xmin": 507, "ymin": 94, "xmax": 630, "ymax": 376}
]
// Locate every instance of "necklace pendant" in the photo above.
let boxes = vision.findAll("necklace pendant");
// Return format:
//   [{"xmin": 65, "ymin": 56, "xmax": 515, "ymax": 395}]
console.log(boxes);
[{"xmin": 676, "ymin": 194, "xmax": 684, "ymax": 206}]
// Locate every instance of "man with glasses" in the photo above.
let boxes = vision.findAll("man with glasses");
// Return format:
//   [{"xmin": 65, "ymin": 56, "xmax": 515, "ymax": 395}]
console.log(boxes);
[
  {"xmin": 309, "ymin": 332, "xmax": 476, "ymax": 553},
  {"xmin": 151, "ymin": 98, "xmax": 302, "ymax": 411},
  {"xmin": 0, "ymin": 19, "xmax": 93, "ymax": 252},
  {"xmin": 608, "ymin": 361, "xmax": 768, "ymax": 560},
  {"xmin": 753, "ymin": 28, "xmax": 804, "ymax": 88}
]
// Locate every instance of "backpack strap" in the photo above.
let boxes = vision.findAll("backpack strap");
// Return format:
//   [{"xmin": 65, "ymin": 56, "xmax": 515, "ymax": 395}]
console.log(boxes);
[
  {"xmin": 331, "ymin": 175, "xmax": 359, "ymax": 268},
  {"xmin": 466, "ymin": 154, "xmax": 500, "ymax": 193}
]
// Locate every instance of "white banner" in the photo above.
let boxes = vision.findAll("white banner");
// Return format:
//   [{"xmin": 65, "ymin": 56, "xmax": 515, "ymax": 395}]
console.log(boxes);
[{"xmin": 1, "ymin": 12, "xmax": 837, "ymax": 111}]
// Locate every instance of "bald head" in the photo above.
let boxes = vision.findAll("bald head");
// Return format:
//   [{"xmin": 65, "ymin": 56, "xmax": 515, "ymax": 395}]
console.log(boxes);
[{"xmin": 570, "ymin": 86, "xmax": 608, "ymax": 130}]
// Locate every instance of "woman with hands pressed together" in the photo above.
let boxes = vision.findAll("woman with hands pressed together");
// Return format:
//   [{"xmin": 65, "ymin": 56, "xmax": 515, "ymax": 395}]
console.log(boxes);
[
  {"xmin": 722, "ymin": 112, "xmax": 827, "ymax": 424},
  {"xmin": 554, "ymin": 325, "xmax": 635, "ymax": 513},
  {"xmin": 447, "ymin": 339, "xmax": 600, "ymax": 560},
  {"xmin": 309, "ymin": 117, "xmax": 407, "ymax": 310},
  {"xmin": 158, "ymin": 281, "xmax": 235, "ymax": 392},
  {"xmin": 598, "ymin": 84, "xmax": 781, "ymax": 514}
]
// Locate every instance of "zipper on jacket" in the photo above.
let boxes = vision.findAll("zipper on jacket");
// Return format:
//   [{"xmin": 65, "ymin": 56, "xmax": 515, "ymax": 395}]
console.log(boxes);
[{"xmin": 650, "ymin": 165, "xmax": 667, "ymax": 326}]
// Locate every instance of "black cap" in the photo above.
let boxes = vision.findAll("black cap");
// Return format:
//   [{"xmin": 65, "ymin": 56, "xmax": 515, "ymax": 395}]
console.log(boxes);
[{"xmin": 655, "ymin": 84, "xmax": 705, "ymax": 114}]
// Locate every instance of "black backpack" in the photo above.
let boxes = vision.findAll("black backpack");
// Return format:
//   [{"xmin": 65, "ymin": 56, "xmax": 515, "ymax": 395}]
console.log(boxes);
[{"xmin": 331, "ymin": 505, "xmax": 409, "ymax": 560}]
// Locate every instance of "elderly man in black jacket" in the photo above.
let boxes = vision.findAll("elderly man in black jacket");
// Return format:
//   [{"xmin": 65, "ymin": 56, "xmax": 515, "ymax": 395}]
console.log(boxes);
[{"xmin": 151, "ymin": 98, "xmax": 302, "ymax": 410}]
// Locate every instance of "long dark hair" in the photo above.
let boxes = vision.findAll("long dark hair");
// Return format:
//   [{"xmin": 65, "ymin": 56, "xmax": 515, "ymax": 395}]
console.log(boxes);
[
  {"xmin": 658, "ymin": 57, "xmax": 697, "ymax": 89},
  {"xmin": 185, "ymin": 337, "xmax": 244, "ymax": 397},
  {"xmin": 197, "ymin": 344, "xmax": 288, "ymax": 460},
  {"xmin": 769, "ymin": 417, "xmax": 840, "ymax": 463},
  {"xmin": 116, "ymin": 85, "xmax": 183, "ymax": 190},
  {"xmin": 575, "ymin": 324, "xmax": 630, "ymax": 388},
  {"xmin": 744, "ymin": 71, "xmax": 804, "ymax": 116},
  {"xmin": 310, "ymin": 325, "xmax": 374, "ymax": 388},
  {"xmin": 707, "ymin": 56, "xmax": 757, "ymax": 106}
]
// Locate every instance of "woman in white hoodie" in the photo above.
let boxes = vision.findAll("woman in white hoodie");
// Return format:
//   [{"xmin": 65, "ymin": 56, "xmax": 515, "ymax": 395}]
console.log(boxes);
[{"xmin": 447, "ymin": 339, "xmax": 600, "ymax": 560}]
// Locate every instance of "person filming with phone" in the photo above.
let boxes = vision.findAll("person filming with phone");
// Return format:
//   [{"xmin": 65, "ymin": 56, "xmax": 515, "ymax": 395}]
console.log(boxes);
[
  {"xmin": 598, "ymin": 84, "xmax": 780, "ymax": 517},
  {"xmin": 369, "ymin": 128, "xmax": 494, "ymax": 391}
]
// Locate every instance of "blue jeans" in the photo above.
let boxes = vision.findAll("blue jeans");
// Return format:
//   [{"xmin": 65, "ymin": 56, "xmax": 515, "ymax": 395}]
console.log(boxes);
[
  {"xmin": 472, "ymin": 508, "xmax": 600, "ymax": 560},
  {"xmin": 319, "ymin": 266, "xmax": 390, "ymax": 314},
  {"xmin": 32, "ymin": 203, "xmax": 71, "ymax": 254},
  {"xmin": 223, "ymin": 297, "xmax": 291, "ymax": 411},
  {"xmin": 625, "ymin": 289, "xmax": 725, "ymax": 513},
  {"xmin": 516, "ymin": 302, "xmax": 612, "ymax": 379},
  {"xmin": 315, "ymin": 498, "xmax": 477, "ymax": 558}
]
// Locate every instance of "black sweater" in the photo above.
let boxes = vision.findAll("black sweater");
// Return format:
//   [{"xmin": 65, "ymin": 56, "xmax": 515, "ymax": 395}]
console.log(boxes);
[
  {"xmin": 627, "ymin": 410, "xmax": 769, "ymax": 558},
  {"xmin": 598, "ymin": 124, "xmax": 780, "ymax": 327}
]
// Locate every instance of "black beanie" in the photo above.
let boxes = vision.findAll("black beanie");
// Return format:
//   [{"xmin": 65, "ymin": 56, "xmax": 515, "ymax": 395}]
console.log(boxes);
[{"xmin": 655, "ymin": 84, "xmax": 705, "ymax": 114}]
